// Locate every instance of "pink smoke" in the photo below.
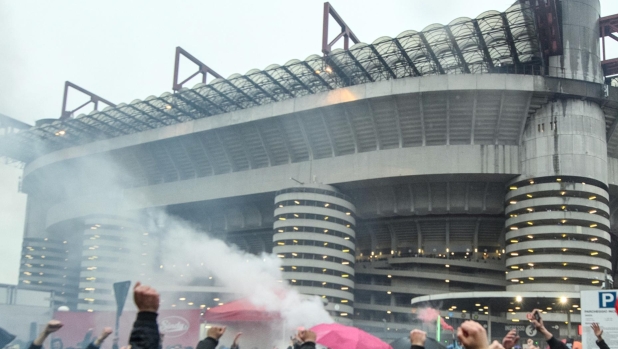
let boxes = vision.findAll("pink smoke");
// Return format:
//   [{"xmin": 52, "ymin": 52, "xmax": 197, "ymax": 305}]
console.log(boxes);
[
  {"xmin": 417, "ymin": 307, "xmax": 440, "ymax": 322},
  {"xmin": 440, "ymin": 317, "xmax": 454, "ymax": 332},
  {"xmin": 416, "ymin": 308, "xmax": 454, "ymax": 332}
]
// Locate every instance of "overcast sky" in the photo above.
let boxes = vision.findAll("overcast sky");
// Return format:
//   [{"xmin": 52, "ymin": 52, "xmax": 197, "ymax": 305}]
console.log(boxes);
[{"xmin": 0, "ymin": 0, "xmax": 617, "ymax": 285}]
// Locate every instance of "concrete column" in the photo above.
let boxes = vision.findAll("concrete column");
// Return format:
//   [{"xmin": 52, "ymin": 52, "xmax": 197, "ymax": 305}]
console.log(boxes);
[
  {"xmin": 548, "ymin": 0, "xmax": 603, "ymax": 83},
  {"xmin": 506, "ymin": 99, "xmax": 610, "ymax": 291},
  {"xmin": 273, "ymin": 184, "xmax": 357, "ymax": 324},
  {"xmin": 18, "ymin": 237, "xmax": 80, "ymax": 309},
  {"xmin": 520, "ymin": 99, "xmax": 607, "ymax": 182},
  {"xmin": 78, "ymin": 215, "xmax": 154, "ymax": 311}
]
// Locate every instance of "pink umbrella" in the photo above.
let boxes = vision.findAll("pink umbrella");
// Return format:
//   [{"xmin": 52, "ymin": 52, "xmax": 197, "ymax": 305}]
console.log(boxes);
[{"xmin": 310, "ymin": 323, "xmax": 393, "ymax": 349}]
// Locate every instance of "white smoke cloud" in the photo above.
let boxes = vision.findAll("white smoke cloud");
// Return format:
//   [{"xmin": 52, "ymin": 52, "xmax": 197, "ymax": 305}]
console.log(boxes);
[{"xmin": 154, "ymin": 212, "xmax": 333, "ymax": 330}]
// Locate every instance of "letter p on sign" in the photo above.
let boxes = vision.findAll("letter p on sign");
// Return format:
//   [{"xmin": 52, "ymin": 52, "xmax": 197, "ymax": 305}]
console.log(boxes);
[{"xmin": 599, "ymin": 292, "xmax": 617, "ymax": 308}]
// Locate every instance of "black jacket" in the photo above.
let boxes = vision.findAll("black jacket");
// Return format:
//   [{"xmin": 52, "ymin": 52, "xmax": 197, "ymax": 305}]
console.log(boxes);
[
  {"xmin": 547, "ymin": 337, "xmax": 568, "ymax": 349},
  {"xmin": 129, "ymin": 312, "xmax": 160, "ymax": 349},
  {"xmin": 299, "ymin": 342, "xmax": 315, "ymax": 349},
  {"xmin": 86, "ymin": 342, "xmax": 100, "ymax": 349},
  {"xmin": 196, "ymin": 338, "xmax": 218, "ymax": 349},
  {"xmin": 597, "ymin": 339, "xmax": 610, "ymax": 349}
]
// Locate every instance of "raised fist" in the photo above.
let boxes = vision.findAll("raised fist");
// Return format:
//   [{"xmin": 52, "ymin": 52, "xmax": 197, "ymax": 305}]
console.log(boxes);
[
  {"xmin": 101, "ymin": 328, "xmax": 113, "ymax": 338},
  {"xmin": 45, "ymin": 320, "xmax": 64, "ymax": 334},
  {"xmin": 298, "ymin": 330, "xmax": 317, "ymax": 343},
  {"xmin": 410, "ymin": 329, "xmax": 427, "ymax": 347},
  {"xmin": 207, "ymin": 327, "xmax": 226, "ymax": 340},
  {"xmin": 133, "ymin": 282, "xmax": 159, "ymax": 313},
  {"xmin": 502, "ymin": 329, "xmax": 519, "ymax": 349},
  {"xmin": 457, "ymin": 320, "xmax": 488, "ymax": 349}
]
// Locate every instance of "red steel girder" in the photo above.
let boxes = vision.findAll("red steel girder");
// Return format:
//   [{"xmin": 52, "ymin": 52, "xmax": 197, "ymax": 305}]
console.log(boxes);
[
  {"xmin": 602, "ymin": 58, "xmax": 618, "ymax": 78},
  {"xmin": 600, "ymin": 14, "xmax": 618, "ymax": 61},
  {"xmin": 60, "ymin": 81, "xmax": 116, "ymax": 120},
  {"xmin": 322, "ymin": 2, "xmax": 360, "ymax": 55},
  {"xmin": 173, "ymin": 46, "xmax": 223, "ymax": 92},
  {"xmin": 520, "ymin": 0, "xmax": 562, "ymax": 58}
]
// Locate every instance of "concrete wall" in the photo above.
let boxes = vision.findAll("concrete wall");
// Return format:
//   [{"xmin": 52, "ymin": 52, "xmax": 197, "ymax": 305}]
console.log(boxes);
[
  {"xmin": 520, "ymin": 99, "xmax": 607, "ymax": 183},
  {"xmin": 548, "ymin": 0, "xmax": 603, "ymax": 83},
  {"xmin": 42, "ymin": 144, "xmax": 519, "ymax": 227}
]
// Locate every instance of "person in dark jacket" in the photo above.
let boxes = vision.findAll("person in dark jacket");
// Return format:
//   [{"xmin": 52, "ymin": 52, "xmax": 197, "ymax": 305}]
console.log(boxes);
[
  {"xmin": 296, "ymin": 330, "xmax": 316, "ymax": 349},
  {"xmin": 526, "ymin": 309, "xmax": 567, "ymax": 349},
  {"xmin": 196, "ymin": 327, "xmax": 226, "ymax": 349},
  {"xmin": 129, "ymin": 282, "xmax": 161, "ymax": 349},
  {"xmin": 411, "ymin": 329, "xmax": 426, "ymax": 349},
  {"xmin": 591, "ymin": 323, "xmax": 610, "ymax": 349},
  {"xmin": 457, "ymin": 321, "xmax": 489, "ymax": 349},
  {"xmin": 28, "ymin": 320, "xmax": 64, "ymax": 349}
]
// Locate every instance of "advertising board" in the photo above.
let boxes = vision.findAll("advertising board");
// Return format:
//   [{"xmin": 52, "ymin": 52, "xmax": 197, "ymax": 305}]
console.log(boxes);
[{"xmin": 580, "ymin": 290, "xmax": 618, "ymax": 349}]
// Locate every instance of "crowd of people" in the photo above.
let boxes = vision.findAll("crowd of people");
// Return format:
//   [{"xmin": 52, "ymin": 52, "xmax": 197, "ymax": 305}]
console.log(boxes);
[{"xmin": 1, "ymin": 282, "xmax": 612, "ymax": 349}]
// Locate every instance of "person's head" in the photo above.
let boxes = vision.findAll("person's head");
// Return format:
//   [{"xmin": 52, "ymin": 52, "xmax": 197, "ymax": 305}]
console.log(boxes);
[
  {"xmin": 51, "ymin": 339, "xmax": 63, "ymax": 349},
  {"xmin": 527, "ymin": 339, "xmax": 534, "ymax": 345}
]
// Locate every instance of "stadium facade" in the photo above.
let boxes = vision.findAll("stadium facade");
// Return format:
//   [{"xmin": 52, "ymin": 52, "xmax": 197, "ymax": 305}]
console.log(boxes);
[{"xmin": 2, "ymin": 0, "xmax": 618, "ymax": 342}]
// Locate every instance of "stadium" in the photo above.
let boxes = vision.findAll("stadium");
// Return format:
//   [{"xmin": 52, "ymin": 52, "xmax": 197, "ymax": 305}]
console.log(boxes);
[{"xmin": 1, "ymin": 0, "xmax": 618, "ymax": 343}]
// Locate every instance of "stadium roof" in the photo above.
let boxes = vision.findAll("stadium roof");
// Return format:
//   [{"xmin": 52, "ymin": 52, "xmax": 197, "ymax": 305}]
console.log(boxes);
[{"xmin": 0, "ymin": 2, "xmax": 560, "ymax": 163}]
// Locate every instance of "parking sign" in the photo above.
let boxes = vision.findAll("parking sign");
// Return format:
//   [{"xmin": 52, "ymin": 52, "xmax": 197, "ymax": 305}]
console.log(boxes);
[
  {"xmin": 598, "ymin": 292, "xmax": 616, "ymax": 308},
  {"xmin": 581, "ymin": 290, "xmax": 618, "ymax": 349}
]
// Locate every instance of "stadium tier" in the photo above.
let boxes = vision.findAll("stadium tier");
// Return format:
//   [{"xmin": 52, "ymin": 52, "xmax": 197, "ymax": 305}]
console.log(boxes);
[{"xmin": 2, "ymin": 0, "xmax": 618, "ymax": 342}]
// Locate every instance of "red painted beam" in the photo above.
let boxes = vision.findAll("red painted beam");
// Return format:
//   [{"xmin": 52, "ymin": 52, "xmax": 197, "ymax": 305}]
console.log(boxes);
[
  {"xmin": 600, "ymin": 14, "xmax": 618, "ymax": 63},
  {"xmin": 600, "ymin": 14, "xmax": 618, "ymax": 38},
  {"xmin": 322, "ymin": 2, "xmax": 360, "ymax": 55},
  {"xmin": 602, "ymin": 58, "xmax": 618, "ymax": 77}
]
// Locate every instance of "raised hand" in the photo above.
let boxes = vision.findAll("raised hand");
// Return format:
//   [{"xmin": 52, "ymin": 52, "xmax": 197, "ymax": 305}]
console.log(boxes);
[
  {"xmin": 457, "ymin": 320, "xmax": 489, "ymax": 349},
  {"xmin": 298, "ymin": 330, "xmax": 317, "ymax": 343},
  {"xmin": 410, "ymin": 329, "xmax": 427, "ymax": 347},
  {"xmin": 591, "ymin": 323, "xmax": 603, "ymax": 340},
  {"xmin": 502, "ymin": 329, "xmax": 519, "ymax": 349},
  {"xmin": 207, "ymin": 326, "xmax": 226, "ymax": 341},
  {"xmin": 101, "ymin": 328, "xmax": 113, "ymax": 339},
  {"xmin": 526, "ymin": 309, "xmax": 544, "ymax": 330},
  {"xmin": 45, "ymin": 320, "xmax": 64, "ymax": 334},
  {"xmin": 233, "ymin": 333, "xmax": 242, "ymax": 345},
  {"xmin": 94, "ymin": 327, "xmax": 114, "ymax": 346},
  {"xmin": 133, "ymin": 282, "xmax": 159, "ymax": 313},
  {"xmin": 34, "ymin": 320, "xmax": 64, "ymax": 346}
]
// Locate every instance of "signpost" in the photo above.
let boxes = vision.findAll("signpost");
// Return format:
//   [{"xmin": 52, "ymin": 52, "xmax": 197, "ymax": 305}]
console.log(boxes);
[
  {"xmin": 580, "ymin": 290, "xmax": 618, "ymax": 349},
  {"xmin": 113, "ymin": 281, "xmax": 131, "ymax": 342}
]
